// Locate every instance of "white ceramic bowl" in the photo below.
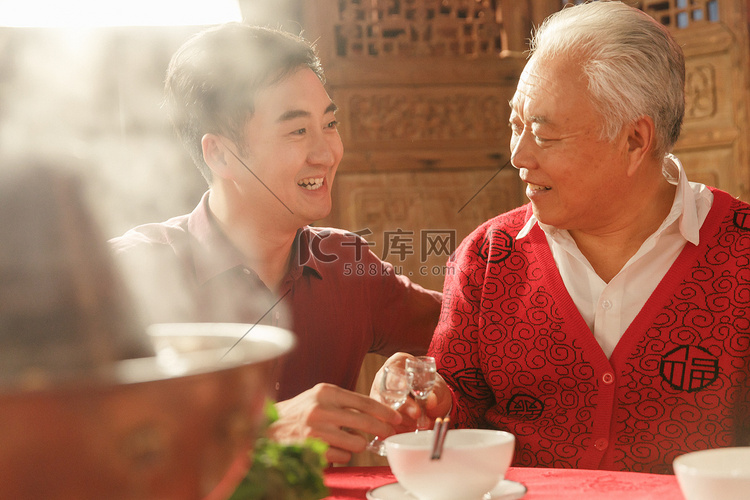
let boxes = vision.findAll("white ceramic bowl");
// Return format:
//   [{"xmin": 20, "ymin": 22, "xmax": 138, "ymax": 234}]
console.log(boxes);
[
  {"xmin": 674, "ymin": 447, "xmax": 750, "ymax": 500},
  {"xmin": 384, "ymin": 428, "xmax": 515, "ymax": 500}
]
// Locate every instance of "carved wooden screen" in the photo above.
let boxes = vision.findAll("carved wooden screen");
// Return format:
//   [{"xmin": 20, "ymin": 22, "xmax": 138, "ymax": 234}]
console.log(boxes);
[
  {"xmin": 334, "ymin": 0, "xmax": 505, "ymax": 58},
  {"xmin": 561, "ymin": 0, "xmax": 750, "ymax": 201},
  {"xmin": 667, "ymin": 0, "xmax": 750, "ymax": 201}
]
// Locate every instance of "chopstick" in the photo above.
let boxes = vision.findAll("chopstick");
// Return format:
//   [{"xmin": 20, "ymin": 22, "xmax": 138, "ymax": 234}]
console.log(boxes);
[{"xmin": 430, "ymin": 417, "xmax": 450, "ymax": 460}]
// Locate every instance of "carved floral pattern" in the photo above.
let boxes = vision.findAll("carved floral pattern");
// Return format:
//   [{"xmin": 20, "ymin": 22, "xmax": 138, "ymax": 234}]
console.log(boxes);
[
  {"xmin": 685, "ymin": 64, "xmax": 717, "ymax": 120},
  {"xmin": 347, "ymin": 90, "xmax": 507, "ymax": 143}
]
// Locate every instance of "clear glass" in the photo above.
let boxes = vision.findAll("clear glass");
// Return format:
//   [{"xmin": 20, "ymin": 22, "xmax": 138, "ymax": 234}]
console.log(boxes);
[
  {"xmin": 405, "ymin": 356, "xmax": 437, "ymax": 431},
  {"xmin": 367, "ymin": 365, "xmax": 410, "ymax": 456}
]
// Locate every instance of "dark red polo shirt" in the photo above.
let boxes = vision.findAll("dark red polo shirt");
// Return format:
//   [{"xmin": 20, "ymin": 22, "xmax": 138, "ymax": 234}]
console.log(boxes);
[{"xmin": 111, "ymin": 191, "xmax": 442, "ymax": 400}]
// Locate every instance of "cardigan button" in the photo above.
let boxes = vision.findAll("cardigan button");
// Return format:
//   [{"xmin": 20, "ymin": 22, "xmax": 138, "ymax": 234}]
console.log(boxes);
[
  {"xmin": 602, "ymin": 372, "xmax": 614, "ymax": 384},
  {"xmin": 594, "ymin": 438, "xmax": 608, "ymax": 451}
]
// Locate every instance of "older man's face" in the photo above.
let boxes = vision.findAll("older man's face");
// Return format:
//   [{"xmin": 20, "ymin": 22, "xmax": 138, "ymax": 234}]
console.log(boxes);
[{"xmin": 508, "ymin": 55, "xmax": 633, "ymax": 233}]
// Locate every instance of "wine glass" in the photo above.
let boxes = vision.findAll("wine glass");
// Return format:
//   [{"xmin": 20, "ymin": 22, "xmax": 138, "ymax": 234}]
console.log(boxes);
[
  {"xmin": 405, "ymin": 356, "xmax": 437, "ymax": 431},
  {"xmin": 367, "ymin": 365, "xmax": 410, "ymax": 456}
]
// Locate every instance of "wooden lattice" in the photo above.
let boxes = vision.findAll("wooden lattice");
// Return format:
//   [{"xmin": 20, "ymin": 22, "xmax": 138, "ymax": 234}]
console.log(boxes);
[
  {"xmin": 564, "ymin": 0, "xmax": 720, "ymax": 29},
  {"xmin": 334, "ymin": 0, "xmax": 505, "ymax": 58},
  {"xmin": 640, "ymin": 0, "xmax": 720, "ymax": 29}
]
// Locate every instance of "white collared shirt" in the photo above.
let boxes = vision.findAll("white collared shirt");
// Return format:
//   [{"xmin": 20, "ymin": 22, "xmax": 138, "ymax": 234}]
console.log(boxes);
[{"xmin": 516, "ymin": 155, "xmax": 714, "ymax": 357}]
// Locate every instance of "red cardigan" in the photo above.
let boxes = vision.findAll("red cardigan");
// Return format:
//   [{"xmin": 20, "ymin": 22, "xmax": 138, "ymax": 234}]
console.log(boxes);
[{"xmin": 430, "ymin": 188, "xmax": 750, "ymax": 473}]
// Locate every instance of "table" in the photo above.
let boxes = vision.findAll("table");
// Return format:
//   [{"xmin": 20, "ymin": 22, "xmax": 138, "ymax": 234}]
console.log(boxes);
[{"xmin": 324, "ymin": 466, "xmax": 686, "ymax": 500}]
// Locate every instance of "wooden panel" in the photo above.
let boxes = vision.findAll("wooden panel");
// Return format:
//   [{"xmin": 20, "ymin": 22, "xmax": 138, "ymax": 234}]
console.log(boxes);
[
  {"xmin": 673, "ymin": 146, "xmax": 732, "ymax": 189},
  {"xmin": 331, "ymin": 84, "xmax": 516, "ymax": 171},
  {"xmin": 671, "ymin": 6, "xmax": 750, "ymax": 201},
  {"xmin": 640, "ymin": 0, "xmax": 721, "ymax": 27},
  {"xmin": 306, "ymin": 0, "xmax": 529, "ymax": 86},
  {"xmin": 334, "ymin": 0, "xmax": 507, "ymax": 57},
  {"xmin": 331, "ymin": 168, "xmax": 523, "ymax": 291}
]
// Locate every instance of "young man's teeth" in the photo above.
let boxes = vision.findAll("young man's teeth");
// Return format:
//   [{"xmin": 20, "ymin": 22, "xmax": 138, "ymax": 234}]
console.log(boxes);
[
  {"xmin": 298, "ymin": 177, "xmax": 324, "ymax": 190},
  {"xmin": 528, "ymin": 183, "xmax": 551, "ymax": 191}
]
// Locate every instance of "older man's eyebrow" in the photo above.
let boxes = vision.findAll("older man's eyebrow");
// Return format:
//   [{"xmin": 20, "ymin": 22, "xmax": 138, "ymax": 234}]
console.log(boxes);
[
  {"xmin": 529, "ymin": 115, "xmax": 548, "ymax": 125},
  {"xmin": 277, "ymin": 102, "xmax": 338, "ymax": 123},
  {"xmin": 508, "ymin": 100, "xmax": 548, "ymax": 125}
]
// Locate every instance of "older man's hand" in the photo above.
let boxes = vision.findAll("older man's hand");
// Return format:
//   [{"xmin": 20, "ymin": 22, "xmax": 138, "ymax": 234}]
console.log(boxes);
[{"xmin": 269, "ymin": 383, "xmax": 403, "ymax": 464}]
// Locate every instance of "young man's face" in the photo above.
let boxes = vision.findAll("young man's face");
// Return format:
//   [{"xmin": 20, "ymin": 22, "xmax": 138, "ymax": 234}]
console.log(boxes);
[{"xmin": 229, "ymin": 67, "xmax": 343, "ymax": 228}]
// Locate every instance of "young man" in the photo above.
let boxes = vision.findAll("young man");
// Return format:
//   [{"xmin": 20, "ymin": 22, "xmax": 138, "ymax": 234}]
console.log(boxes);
[
  {"xmin": 383, "ymin": 1, "xmax": 750, "ymax": 473},
  {"xmin": 111, "ymin": 24, "xmax": 441, "ymax": 464}
]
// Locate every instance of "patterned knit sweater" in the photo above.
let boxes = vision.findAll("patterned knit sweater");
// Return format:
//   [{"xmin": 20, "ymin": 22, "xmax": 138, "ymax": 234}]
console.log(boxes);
[{"xmin": 429, "ymin": 188, "xmax": 750, "ymax": 473}]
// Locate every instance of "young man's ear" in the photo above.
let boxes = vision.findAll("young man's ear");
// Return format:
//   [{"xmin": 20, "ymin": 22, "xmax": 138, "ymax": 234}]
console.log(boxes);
[
  {"xmin": 625, "ymin": 115, "xmax": 656, "ymax": 177},
  {"xmin": 201, "ymin": 133, "xmax": 234, "ymax": 180}
]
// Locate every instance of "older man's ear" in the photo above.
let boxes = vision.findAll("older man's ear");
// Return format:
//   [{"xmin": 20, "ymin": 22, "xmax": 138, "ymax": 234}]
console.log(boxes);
[{"xmin": 626, "ymin": 115, "xmax": 656, "ymax": 177}]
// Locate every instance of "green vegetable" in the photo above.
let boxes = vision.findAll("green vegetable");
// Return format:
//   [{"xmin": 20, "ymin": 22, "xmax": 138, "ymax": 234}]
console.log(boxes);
[{"xmin": 228, "ymin": 402, "xmax": 330, "ymax": 500}]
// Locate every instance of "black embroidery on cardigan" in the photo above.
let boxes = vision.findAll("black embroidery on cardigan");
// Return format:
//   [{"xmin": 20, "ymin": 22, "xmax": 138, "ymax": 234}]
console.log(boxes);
[
  {"xmin": 453, "ymin": 367, "xmax": 493, "ymax": 400},
  {"xmin": 481, "ymin": 229, "xmax": 513, "ymax": 264},
  {"xmin": 660, "ymin": 345, "xmax": 719, "ymax": 392},
  {"xmin": 733, "ymin": 211, "xmax": 750, "ymax": 231},
  {"xmin": 506, "ymin": 393, "xmax": 544, "ymax": 420}
]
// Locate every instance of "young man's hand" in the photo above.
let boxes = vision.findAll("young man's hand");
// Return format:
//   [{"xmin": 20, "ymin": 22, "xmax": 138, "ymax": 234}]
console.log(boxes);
[{"xmin": 270, "ymin": 383, "xmax": 402, "ymax": 464}]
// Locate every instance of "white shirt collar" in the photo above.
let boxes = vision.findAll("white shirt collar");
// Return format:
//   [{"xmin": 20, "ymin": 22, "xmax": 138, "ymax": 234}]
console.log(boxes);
[{"xmin": 516, "ymin": 154, "xmax": 704, "ymax": 245}]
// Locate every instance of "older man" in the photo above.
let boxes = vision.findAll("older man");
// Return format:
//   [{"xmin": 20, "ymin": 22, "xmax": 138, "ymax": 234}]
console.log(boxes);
[
  {"xmin": 397, "ymin": 1, "xmax": 749, "ymax": 474},
  {"xmin": 111, "ymin": 23, "xmax": 441, "ymax": 464}
]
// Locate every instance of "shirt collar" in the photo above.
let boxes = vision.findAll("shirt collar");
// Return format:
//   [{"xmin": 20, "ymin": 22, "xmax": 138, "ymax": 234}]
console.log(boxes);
[
  {"xmin": 662, "ymin": 154, "xmax": 701, "ymax": 245},
  {"xmin": 187, "ymin": 191, "xmax": 244, "ymax": 285},
  {"xmin": 187, "ymin": 191, "xmax": 322, "ymax": 285},
  {"xmin": 289, "ymin": 228, "xmax": 324, "ymax": 281},
  {"xmin": 515, "ymin": 154, "xmax": 701, "ymax": 245}
]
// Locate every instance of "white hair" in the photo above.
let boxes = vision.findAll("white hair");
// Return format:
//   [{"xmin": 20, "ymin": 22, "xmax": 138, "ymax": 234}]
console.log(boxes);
[{"xmin": 529, "ymin": 1, "xmax": 685, "ymax": 157}]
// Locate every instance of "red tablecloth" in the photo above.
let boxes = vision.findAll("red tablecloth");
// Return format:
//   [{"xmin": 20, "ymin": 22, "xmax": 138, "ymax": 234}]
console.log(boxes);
[{"xmin": 324, "ymin": 466, "xmax": 687, "ymax": 500}]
